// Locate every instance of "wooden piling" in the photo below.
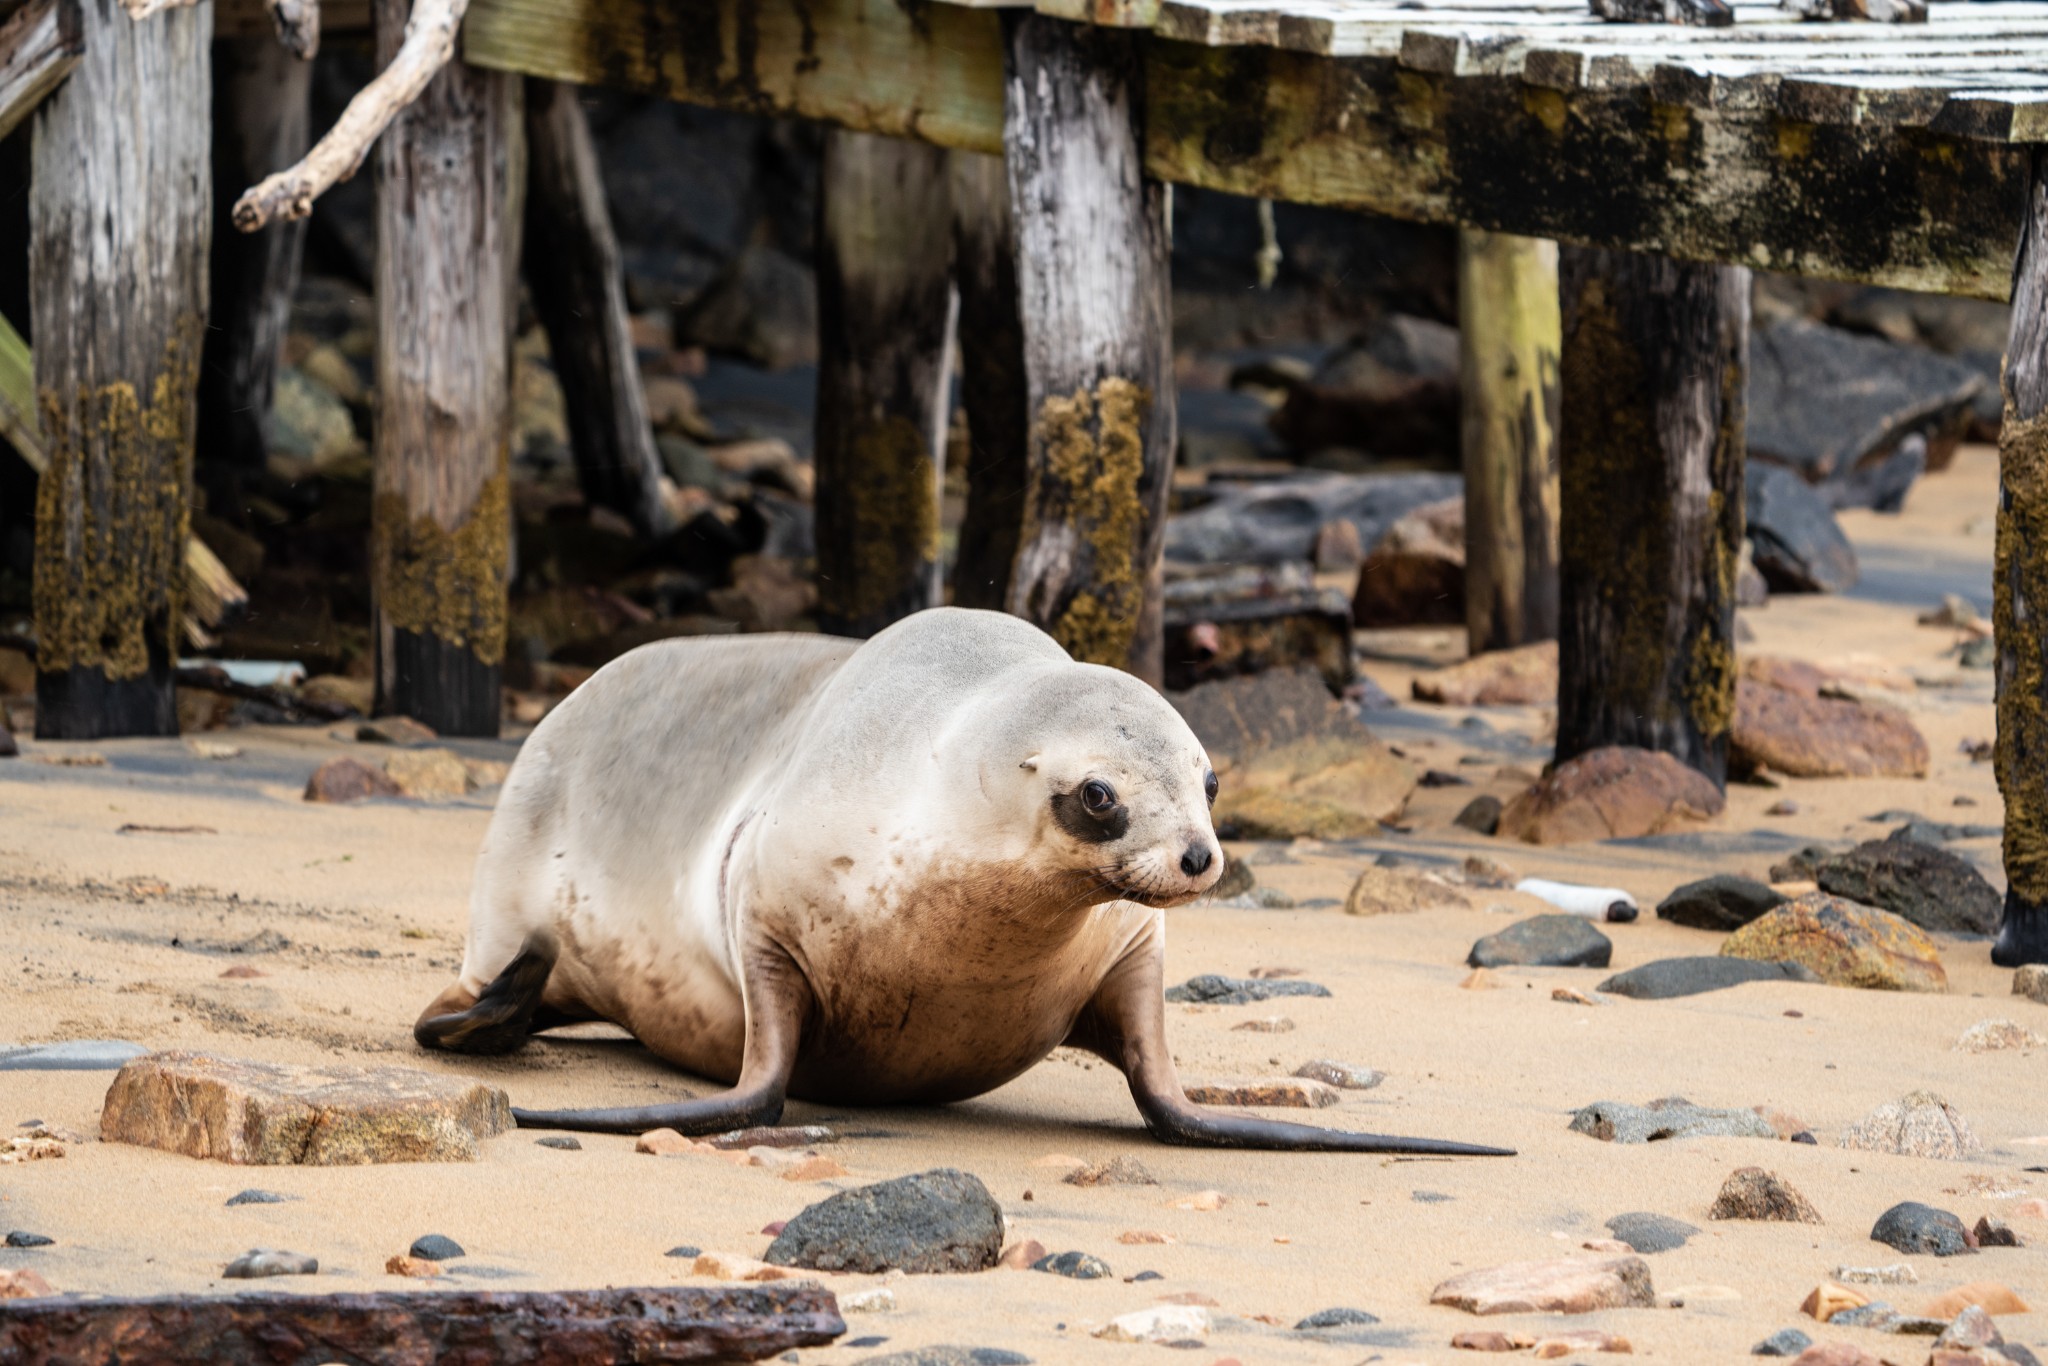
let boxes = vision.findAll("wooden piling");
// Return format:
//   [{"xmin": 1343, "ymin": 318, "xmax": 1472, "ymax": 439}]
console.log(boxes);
[
  {"xmin": 371, "ymin": 0, "xmax": 516, "ymax": 735},
  {"xmin": 200, "ymin": 30, "xmax": 310, "ymax": 491},
  {"xmin": 948, "ymin": 149, "xmax": 1029, "ymax": 614},
  {"xmin": 523, "ymin": 77, "xmax": 674, "ymax": 540},
  {"xmin": 1994, "ymin": 147, "xmax": 2048, "ymax": 968},
  {"xmin": 1554, "ymin": 246, "xmax": 1748, "ymax": 784},
  {"xmin": 812, "ymin": 127, "xmax": 953, "ymax": 638},
  {"xmin": 29, "ymin": 0, "xmax": 210, "ymax": 739},
  {"xmin": 1001, "ymin": 13, "xmax": 1175, "ymax": 686},
  {"xmin": 1457, "ymin": 227, "xmax": 1560, "ymax": 654}
]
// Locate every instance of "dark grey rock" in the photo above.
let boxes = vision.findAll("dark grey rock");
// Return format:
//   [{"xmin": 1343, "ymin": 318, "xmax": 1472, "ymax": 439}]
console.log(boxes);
[
  {"xmin": 1870, "ymin": 1201, "xmax": 1975, "ymax": 1257},
  {"xmin": 409, "ymin": 1234, "xmax": 464, "ymax": 1261},
  {"xmin": 1031, "ymin": 1251, "xmax": 1112, "ymax": 1279},
  {"xmin": 1746, "ymin": 461, "xmax": 1857, "ymax": 594},
  {"xmin": 0, "ymin": 1040, "xmax": 149, "ymax": 1071},
  {"xmin": 1165, "ymin": 472, "xmax": 1462, "ymax": 567},
  {"xmin": 535, "ymin": 1135, "xmax": 582, "ymax": 1150},
  {"xmin": 225, "ymin": 1190, "xmax": 293, "ymax": 1207},
  {"xmin": 665, "ymin": 1245, "xmax": 702, "ymax": 1258},
  {"xmin": 4, "ymin": 1231, "xmax": 53, "ymax": 1247},
  {"xmin": 1569, "ymin": 1097, "xmax": 1775, "ymax": 1143},
  {"xmin": 1753, "ymin": 1327, "xmax": 1812, "ymax": 1356},
  {"xmin": 1597, "ymin": 957, "xmax": 1820, "ymax": 1000},
  {"xmin": 1163, "ymin": 974, "xmax": 1333, "ymax": 1005},
  {"xmin": 1466, "ymin": 915, "xmax": 1611, "ymax": 969},
  {"xmin": 1747, "ymin": 318, "xmax": 1985, "ymax": 502},
  {"xmin": 1831, "ymin": 1303, "xmax": 1899, "ymax": 1329},
  {"xmin": 1830, "ymin": 432, "xmax": 1925, "ymax": 514},
  {"xmin": 1656, "ymin": 875, "xmax": 1787, "ymax": 932},
  {"xmin": 1453, "ymin": 795, "xmax": 1502, "ymax": 836},
  {"xmin": 1604, "ymin": 1211, "xmax": 1700, "ymax": 1254},
  {"xmin": 763, "ymin": 1169, "xmax": 1004, "ymax": 1274},
  {"xmin": 1410, "ymin": 1191, "xmax": 1452, "ymax": 1204},
  {"xmin": 1813, "ymin": 832, "xmax": 2002, "ymax": 935},
  {"xmin": 857, "ymin": 1350, "xmax": 1032, "ymax": 1366},
  {"xmin": 1131, "ymin": 1270, "xmax": 1162, "ymax": 1282},
  {"xmin": 846, "ymin": 1337, "xmax": 889, "ymax": 1350},
  {"xmin": 223, "ymin": 1249, "xmax": 318, "ymax": 1278},
  {"xmin": 1295, "ymin": 1307, "xmax": 1381, "ymax": 1331},
  {"xmin": 1210, "ymin": 857, "xmax": 1255, "ymax": 900},
  {"xmin": 1974, "ymin": 1215, "xmax": 2019, "ymax": 1247},
  {"xmin": 1768, "ymin": 844, "xmax": 1837, "ymax": 883}
]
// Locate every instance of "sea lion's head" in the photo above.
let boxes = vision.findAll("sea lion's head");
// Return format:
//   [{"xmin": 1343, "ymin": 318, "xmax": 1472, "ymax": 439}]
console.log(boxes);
[{"xmin": 994, "ymin": 664, "xmax": 1224, "ymax": 909}]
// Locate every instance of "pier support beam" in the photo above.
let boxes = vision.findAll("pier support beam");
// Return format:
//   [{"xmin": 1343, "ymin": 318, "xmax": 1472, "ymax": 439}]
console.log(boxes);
[
  {"xmin": 812, "ymin": 127, "xmax": 954, "ymax": 638},
  {"xmin": 1994, "ymin": 148, "xmax": 2048, "ymax": 968},
  {"xmin": 1555, "ymin": 246, "xmax": 1748, "ymax": 785},
  {"xmin": 199, "ymin": 30, "xmax": 310, "ymax": 500},
  {"xmin": 1458, "ymin": 228, "xmax": 1560, "ymax": 655},
  {"xmin": 523, "ymin": 77, "xmax": 674, "ymax": 540},
  {"xmin": 371, "ymin": 0, "xmax": 516, "ymax": 735},
  {"xmin": 948, "ymin": 149, "xmax": 1028, "ymax": 614},
  {"xmin": 1001, "ymin": 13, "xmax": 1174, "ymax": 687},
  {"xmin": 30, "ymin": 0, "xmax": 210, "ymax": 739}
]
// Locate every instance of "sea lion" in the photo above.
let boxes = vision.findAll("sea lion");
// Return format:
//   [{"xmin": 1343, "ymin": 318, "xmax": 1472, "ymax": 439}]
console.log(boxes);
[{"xmin": 415, "ymin": 608, "xmax": 1510, "ymax": 1155}]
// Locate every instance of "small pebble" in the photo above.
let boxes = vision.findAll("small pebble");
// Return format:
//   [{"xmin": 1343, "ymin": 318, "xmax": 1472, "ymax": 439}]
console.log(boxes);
[
  {"xmin": 1751, "ymin": 1327, "xmax": 1812, "ymax": 1357},
  {"xmin": 4, "ymin": 1232, "xmax": 53, "ymax": 1248},
  {"xmin": 225, "ymin": 1189, "xmax": 291, "ymax": 1207},
  {"xmin": 1132, "ymin": 1270, "xmax": 1162, "ymax": 1282},
  {"xmin": 845, "ymin": 1338, "xmax": 888, "ymax": 1350},
  {"xmin": 223, "ymin": 1249, "xmax": 318, "ymax": 1279},
  {"xmin": 665, "ymin": 1245, "xmax": 702, "ymax": 1258},
  {"xmin": 409, "ymin": 1234, "xmax": 465, "ymax": 1261},
  {"xmin": 840, "ymin": 1286, "xmax": 897, "ymax": 1313},
  {"xmin": 535, "ymin": 1135, "xmax": 581, "ymax": 1151},
  {"xmin": 1032, "ymin": 1251, "xmax": 1112, "ymax": 1279},
  {"xmin": 1295, "ymin": 1307, "xmax": 1380, "ymax": 1331},
  {"xmin": 1766, "ymin": 799, "xmax": 1800, "ymax": 817}
]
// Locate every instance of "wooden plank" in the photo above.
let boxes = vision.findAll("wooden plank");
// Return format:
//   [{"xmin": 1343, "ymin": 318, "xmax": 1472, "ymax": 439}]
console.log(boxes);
[
  {"xmin": 0, "ymin": 0, "xmax": 79, "ymax": 144},
  {"xmin": 461, "ymin": 0, "xmax": 1005, "ymax": 155},
  {"xmin": 1933, "ymin": 88, "xmax": 2048, "ymax": 141},
  {"xmin": 1145, "ymin": 44, "xmax": 2029, "ymax": 295},
  {"xmin": 1777, "ymin": 67, "xmax": 2048, "ymax": 125},
  {"xmin": 1652, "ymin": 50, "xmax": 2048, "ymax": 111},
  {"xmin": 1158, "ymin": 0, "xmax": 1284, "ymax": 45}
]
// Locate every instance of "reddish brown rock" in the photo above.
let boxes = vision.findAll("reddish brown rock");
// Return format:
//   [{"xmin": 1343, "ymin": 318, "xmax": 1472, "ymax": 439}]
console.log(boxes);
[
  {"xmin": 100, "ymin": 1052, "xmax": 511, "ymax": 1165},
  {"xmin": 1496, "ymin": 746, "xmax": 1724, "ymax": 845},
  {"xmin": 384, "ymin": 1255, "xmax": 442, "ymax": 1278},
  {"xmin": 303, "ymin": 757, "xmax": 402, "ymax": 803},
  {"xmin": 1921, "ymin": 1283, "xmax": 2032, "ymax": 1318},
  {"xmin": 1801, "ymin": 1283, "xmax": 1871, "ymax": 1322},
  {"xmin": 1345, "ymin": 864, "xmax": 1469, "ymax": 916},
  {"xmin": 1064, "ymin": 1155, "xmax": 1159, "ymax": 1187},
  {"xmin": 1722, "ymin": 894, "xmax": 1947, "ymax": 993},
  {"xmin": 1213, "ymin": 735, "xmax": 1418, "ymax": 841},
  {"xmin": 1412, "ymin": 640, "xmax": 1557, "ymax": 706},
  {"xmin": 1184, "ymin": 1078, "xmax": 1339, "ymax": 1108},
  {"xmin": 1354, "ymin": 497, "xmax": 1465, "ymax": 628},
  {"xmin": 1788, "ymin": 1345, "xmax": 1885, "ymax": 1366},
  {"xmin": 0, "ymin": 1269, "xmax": 54, "ymax": 1299},
  {"xmin": 1708, "ymin": 1167, "xmax": 1822, "ymax": 1223},
  {"xmin": 1730, "ymin": 679, "xmax": 1928, "ymax": 778},
  {"xmin": 636, "ymin": 1128, "xmax": 695, "ymax": 1156},
  {"xmin": 382, "ymin": 748, "xmax": 471, "ymax": 800},
  {"xmin": 1430, "ymin": 1256, "xmax": 1655, "ymax": 1315},
  {"xmin": 1452, "ymin": 1330, "xmax": 1530, "ymax": 1351},
  {"xmin": 997, "ymin": 1238, "xmax": 1049, "ymax": 1270},
  {"xmin": 1533, "ymin": 1331, "xmax": 1632, "ymax": 1358}
]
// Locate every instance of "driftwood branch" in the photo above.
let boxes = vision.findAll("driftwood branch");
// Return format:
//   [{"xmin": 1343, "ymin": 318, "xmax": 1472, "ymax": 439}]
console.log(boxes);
[
  {"xmin": 0, "ymin": 0, "xmax": 81, "ymax": 143},
  {"xmin": 117, "ymin": 0, "xmax": 200, "ymax": 21},
  {"xmin": 232, "ymin": 0, "xmax": 464, "ymax": 232}
]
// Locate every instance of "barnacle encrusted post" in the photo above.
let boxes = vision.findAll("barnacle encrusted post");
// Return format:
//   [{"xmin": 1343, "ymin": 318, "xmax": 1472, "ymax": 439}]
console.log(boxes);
[
  {"xmin": 1001, "ymin": 14, "xmax": 1175, "ymax": 686},
  {"xmin": 370, "ymin": 0, "xmax": 516, "ymax": 736},
  {"xmin": 1555, "ymin": 246, "xmax": 1749, "ymax": 785},
  {"xmin": 29, "ymin": 0, "xmax": 210, "ymax": 738}
]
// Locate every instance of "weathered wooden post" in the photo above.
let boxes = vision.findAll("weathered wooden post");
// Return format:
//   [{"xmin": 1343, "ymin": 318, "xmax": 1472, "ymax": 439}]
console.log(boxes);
[
  {"xmin": 1002, "ymin": 14, "xmax": 1174, "ymax": 687},
  {"xmin": 812, "ymin": 127, "xmax": 954, "ymax": 638},
  {"xmin": 1994, "ymin": 148, "xmax": 2048, "ymax": 968},
  {"xmin": 1554, "ymin": 247, "xmax": 1748, "ymax": 783},
  {"xmin": 200, "ymin": 29, "xmax": 310, "ymax": 489},
  {"xmin": 523, "ymin": 77, "xmax": 674, "ymax": 540},
  {"xmin": 948, "ymin": 149, "xmax": 1029, "ymax": 614},
  {"xmin": 371, "ymin": 0, "xmax": 516, "ymax": 735},
  {"xmin": 1457, "ymin": 228, "xmax": 1560, "ymax": 654},
  {"xmin": 30, "ymin": 0, "xmax": 210, "ymax": 739}
]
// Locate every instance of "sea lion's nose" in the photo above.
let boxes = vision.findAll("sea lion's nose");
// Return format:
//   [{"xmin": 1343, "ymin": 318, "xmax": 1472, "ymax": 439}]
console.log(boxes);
[{"xmin": 1180, "ymin": 844, "xmax": 1214, "ymax": 877}]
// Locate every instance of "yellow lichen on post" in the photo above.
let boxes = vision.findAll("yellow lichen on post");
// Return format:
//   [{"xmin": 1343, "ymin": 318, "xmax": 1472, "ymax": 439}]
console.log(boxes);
[
  {"xmin": 371, "ymin": 464, "xmax": 511, "ymax": 666},
  {"xmin": 31, "ymin": 323, "xmax": 198, "ymax": 680},
  {"xmin": 1014, "ymin": 376, "xmax": 1150, "ymax": 668},
  {"xmin": 1996, "ymin": 408, "xmax": 2048, "ymax": 905}
]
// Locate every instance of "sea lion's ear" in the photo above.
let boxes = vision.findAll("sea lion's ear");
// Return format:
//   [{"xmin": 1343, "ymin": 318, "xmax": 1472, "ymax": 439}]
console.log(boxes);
[{"xmin": 1019, "ymin": 754, "xmax": 1040, "ymax": 772}]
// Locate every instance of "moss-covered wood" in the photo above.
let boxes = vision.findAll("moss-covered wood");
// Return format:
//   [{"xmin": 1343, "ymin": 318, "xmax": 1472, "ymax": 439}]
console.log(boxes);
[
  {"xmin": 1458, "ymin": 227, "xmax": 1560, "ymax": 654},
  {"xmin": 1003, "ymin": 14, "xmax": 1175, "ymax": 685},
  {"xmin": 524, "ymin": 77, "xmax": 674, "ymax": 540},
  {"xmin": 948, "ymin": 150, "xmax": 1029, "ymax": 614},
  {"xmin": 1555, "ymin": 246, "xmax": 1747, "ymax": 785},
  {"xmin": 812, "ymin": 129, "xmax": 953, "ymax": 638},
  {"xmin": 199, "ymin": 32, "xmax": 310, "ymax": 496},
  {"xmin": 1994, "ymin": 146, "xmax": 2048, "ymax": 969},
  {"xmin": 29, "ymin": 0, "xmax": 210, "ymax": 739},
  {"xmin": 372, "ymin": 0, "xmax": 516, "ymax": 736}
]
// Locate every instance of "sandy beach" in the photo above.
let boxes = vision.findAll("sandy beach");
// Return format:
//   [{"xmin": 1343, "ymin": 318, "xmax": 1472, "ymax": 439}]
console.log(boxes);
[{"xmin": 0, "ymin": 446, "xmax": 2041, "ymax": 1364}]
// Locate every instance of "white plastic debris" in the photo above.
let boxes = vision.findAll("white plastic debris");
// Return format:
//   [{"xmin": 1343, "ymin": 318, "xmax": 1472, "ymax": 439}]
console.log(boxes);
[
  {"xmin": 1093, "ymin": 1305, "xmax": 1210, "ymax": 1343},
  {"xmin": 1515, "ymin": 878, "xmax": 1638, "ymax": 920},
  {"xmin": 841, "ymin": 1286, "xmax": 897, "ymax": 1313}
]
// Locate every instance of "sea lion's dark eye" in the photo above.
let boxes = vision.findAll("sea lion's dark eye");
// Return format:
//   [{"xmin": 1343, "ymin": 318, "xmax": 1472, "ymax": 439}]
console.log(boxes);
[
  {"xmin": 1082, "ymin": 780, "xmax": 1117, "ymax": 814},
  {"xmin": 1204, "ymin": 771, "xmax": 1219, "ymax": 805}
]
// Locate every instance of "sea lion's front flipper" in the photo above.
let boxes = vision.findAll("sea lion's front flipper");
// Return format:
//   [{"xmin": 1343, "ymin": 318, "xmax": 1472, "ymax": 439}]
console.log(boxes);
[
  {"xmin": 511, "ymin": 944, "xmax": 813, "ymax": 1136},
  {"xmin": 1068, "ymin": 938, "xmax": 1516, "ymax": 1157}
]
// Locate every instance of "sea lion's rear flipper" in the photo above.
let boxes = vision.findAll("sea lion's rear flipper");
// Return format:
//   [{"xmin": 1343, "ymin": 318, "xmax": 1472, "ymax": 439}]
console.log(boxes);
[
  {"xmin": 511, "ymin": 942, "xmax": 814, "ymax": 1136},
  {"xmin": 414, "ymin": 939, "xmax": 557, "ymax": 1055},
  {"xmin": 1068, "ymin": 942, "xmax": 1517, "ymax": 1158}
]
